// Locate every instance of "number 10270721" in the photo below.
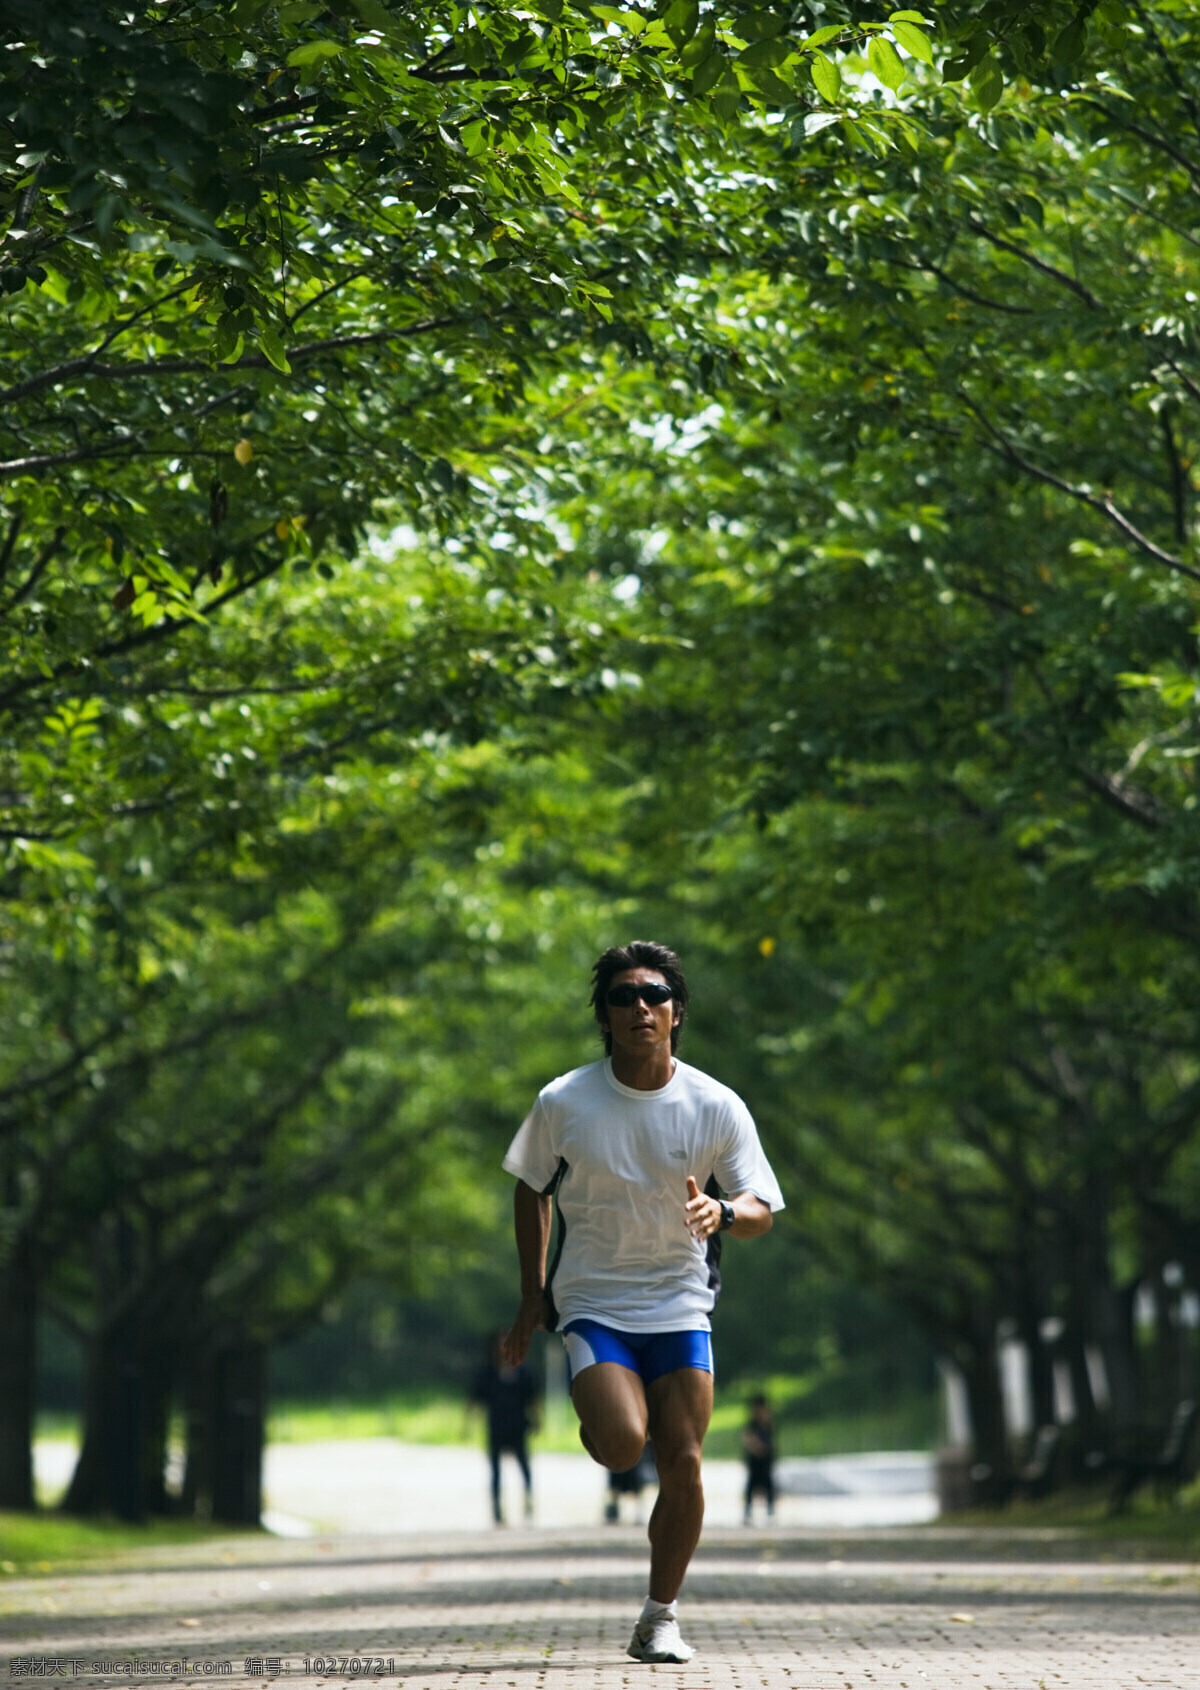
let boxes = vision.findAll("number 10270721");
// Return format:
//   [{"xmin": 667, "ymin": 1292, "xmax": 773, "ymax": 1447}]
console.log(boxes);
[{"xmin": 302, "ymin": 1660, "xmax": 397, "ymax": 1676}]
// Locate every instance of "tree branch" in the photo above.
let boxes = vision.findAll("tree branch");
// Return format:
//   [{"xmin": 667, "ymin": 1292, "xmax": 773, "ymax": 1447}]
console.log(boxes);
[
  {"xmin": 1159, "ymin": 348, "xmax": 1200, "ymax": 414},
  {"xmin": 0, "ymin": 507, "xmax": 22, "ymax": 585},
  {"xmin": 0, "ymin": 557, "xmax": 288, "ymax": 717},
  {"xmin": 960, "ymin": 390, "xmax": 1200, "ymax": 584},
  {"xmin": 1073, "ymin": 759, "xmax": 1163, "ymax": 831},
  {"xmin": 1101, "ymin": 182, "xmax": 1200, "ymax": 253},
  {"xmin": 1127, "ymin": 6, "xmax": 1200, "ymax": 139},
  {"xmin": 0, "ymin": 319, "xmax": 462, "ymax": 433},
  {"xmin": 0, "ymin": 281, "xmax": 195, "ymax": 409},
  {"xmin": 285, "ymin": 265, "xmax": 374, "ymax": 329},
  {"xmin": 965, "ymin": 218, "xmax": 1103, "ymax": 310},
  {"xmin": 1, "ymin": 524, "xmax": 65, "ymax": 611},
  {"xmin": 1160, "ymin": 404, "xmax": 1189, "ymax": 546},
  {"xmin": 1074, "ymin": 95, "xmax": 1200, "ymax": 193},
  {"xmin": 247, "ymin": 93, "xmax": 323, "ymax": 125},
  {"xmin": 897, "ymin": 256, "xmax": 1035, "ymax": 315}
]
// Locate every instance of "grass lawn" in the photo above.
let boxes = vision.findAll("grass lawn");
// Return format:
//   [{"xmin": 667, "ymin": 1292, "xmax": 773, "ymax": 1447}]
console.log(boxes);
[
  {"xmin": 0, "ymin": 1512, "xmax": 249, "ymax": 1575},
  {"xmin": 263, "ymin": 1378, "xmax": 937, "ymax": 1458},
  {"xmin": 945, "ymin": 1482, "xmax": 1200, "ymax": 1552}
]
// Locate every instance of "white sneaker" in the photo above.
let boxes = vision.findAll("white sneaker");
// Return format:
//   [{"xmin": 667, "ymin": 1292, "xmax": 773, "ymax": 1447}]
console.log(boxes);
[{"xmin": 626, "ymin": 1613, "xmax": 695, "ymax": 1663}]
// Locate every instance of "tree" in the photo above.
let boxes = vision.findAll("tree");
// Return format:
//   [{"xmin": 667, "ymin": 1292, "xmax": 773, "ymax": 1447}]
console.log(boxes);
[
  {"xmin": 486, "ymin": 2, "xmax": 1200, "ymax": 1481},
  {"xmin": 3, "ymin": 0, "xmax": 1188, "ymax": 1513}
]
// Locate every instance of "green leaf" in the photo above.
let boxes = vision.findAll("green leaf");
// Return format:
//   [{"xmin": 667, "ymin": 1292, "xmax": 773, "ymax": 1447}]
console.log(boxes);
[
  {"xmin": 712, "ymin": 75, "xmax": 742, "ymax": 122},
  {"xmin": 749, "ymin": 67, "xmax": 795, "ymax": 102},
  {"xmin": 679, "ymin": 20, "xmax": 716, "ymax": 67},
  {"xmin": 890, "ymin": 21, "xmax": 933, "ymax": 63},
  {"xmin": 810, "ymin": 51, "xmax": 841, "ymax": 102},
  {"xmin": 663, "ymin": 0, "xmax": 700, "ymax": 48},
  {"xmin": 258, "ymin": 326, "xmax": 293, "ymax": 374},
  {"xmin": 1162, "ymin": 676, "xmax": 1198, "ymax": 709},
  {"xmin": 969, "ymin": 54, "xmax": 1003, "ymax": 108},
  {"xmin": 733, "ymin": 9, "xmax": 787, "ymax": 41},
  {"xmin": 577, "ymin": 285, "xmax": 612, "ymax": 321},
  {"xmin": 852, "ymin": 115, "xmax": 893, "ymax": 154},
  {"xmin": 803, "ymin": 24, "xmax": 842, "ymax": 48},
  {"xmin": 888, "ymin": 9, "xmax": 930, "ymax": 21},
  {"xmin": 211, "ymin": 314, "xmax": 241, "ymax": 363},
  {"xmin": 739, "ymin": 37, "xmax": 789, "ymax": 69},
  {"xmin": 592, "ymin": 5, "xmax": 645, "ymax": 31},
  {"xmin": 1053, "ymin": 19, "xmax": 1086, "ymax": 60},
  {"xmin": 286, "ymin": 40, "xmax": 345, "ymax": 67},
  {"xmin": 942, "ymin": 31, "xmax": 988, "ymax": 80},
  {"xmin": 868, "ymin": 36, "xmax": 906, "ymax": 90},
  {"xmin": 350, "ymin": 0, "xmax": 396, "ymax": 29},
  {"xmin": 691, "ymin": 50, "xmax": 727, "ymax": 94}
]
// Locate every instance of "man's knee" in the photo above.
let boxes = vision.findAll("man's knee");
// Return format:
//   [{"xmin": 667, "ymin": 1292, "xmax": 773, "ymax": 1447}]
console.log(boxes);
[
  {"xmin": 656, "ymin": 1441, "xmax": 703, "ymax": 1491},
  {"xmin": 587, "ymin": 1423, "xmax": 648, "ymax": 1473}
]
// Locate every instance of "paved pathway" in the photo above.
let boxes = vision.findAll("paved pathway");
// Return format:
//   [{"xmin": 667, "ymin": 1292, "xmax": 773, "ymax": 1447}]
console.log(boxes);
[{"xmin": 2, "ymin": 1523, "xmax": 1197, "ymax": 1690}]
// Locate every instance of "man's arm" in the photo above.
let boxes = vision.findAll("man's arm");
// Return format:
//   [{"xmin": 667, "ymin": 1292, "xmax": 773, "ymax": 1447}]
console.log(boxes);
[
  {"xmin": 684, "ymin": 1175, "xmax": 773, "ymax": 1240},
  {"xmin": 500, "ymin": 1179, "xmax": 552, "ymax": 1365}
]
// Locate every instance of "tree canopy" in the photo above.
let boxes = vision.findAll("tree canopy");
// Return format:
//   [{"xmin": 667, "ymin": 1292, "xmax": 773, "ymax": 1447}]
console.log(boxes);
[{"xmin": 4, "ymin": 0, "xmax": 1200, "ymax": 1520}]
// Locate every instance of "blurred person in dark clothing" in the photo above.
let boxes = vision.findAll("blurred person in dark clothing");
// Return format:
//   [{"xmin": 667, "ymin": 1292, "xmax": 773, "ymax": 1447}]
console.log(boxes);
[
  {"xmin": 606, "ymin": 1438, "xmax": 657, "ymax": 1524},
  {"xmin": 470, "ymin": 1334, "xmax": 539, "ymax": 1524},
  {"xmin": 742, "ymin": 1394, "xmax": 776, "ymax": 1524}
]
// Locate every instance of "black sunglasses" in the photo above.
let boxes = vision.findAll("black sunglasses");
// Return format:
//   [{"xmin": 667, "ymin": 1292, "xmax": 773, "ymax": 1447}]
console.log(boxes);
[{"xmin": 605, "ymin": 981, "xmax": 674, "ymax": 1008}]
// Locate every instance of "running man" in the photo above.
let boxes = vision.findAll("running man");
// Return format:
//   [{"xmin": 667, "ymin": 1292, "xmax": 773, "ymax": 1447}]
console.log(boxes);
[{"xmin": 501, "ymin": 940, "xmax": 784, "ymax": 1664}]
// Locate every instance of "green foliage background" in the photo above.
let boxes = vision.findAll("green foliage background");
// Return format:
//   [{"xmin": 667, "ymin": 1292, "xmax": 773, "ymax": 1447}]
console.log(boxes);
[{"xmin": 4, "ymin": 0, "xmax": 1200, "ymax": 1515}]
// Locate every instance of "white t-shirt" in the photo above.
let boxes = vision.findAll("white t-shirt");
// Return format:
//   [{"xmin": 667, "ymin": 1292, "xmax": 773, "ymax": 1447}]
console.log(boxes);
[{"xmin": 502, "ymin": 1057, "xmax": 785, "ymax": 1333}]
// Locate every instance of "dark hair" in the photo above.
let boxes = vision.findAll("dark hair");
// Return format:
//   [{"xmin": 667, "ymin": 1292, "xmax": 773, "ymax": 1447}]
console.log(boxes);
[{"xmin": 590, "ymin": 941, "xmax": 689, "ymax": 1055}]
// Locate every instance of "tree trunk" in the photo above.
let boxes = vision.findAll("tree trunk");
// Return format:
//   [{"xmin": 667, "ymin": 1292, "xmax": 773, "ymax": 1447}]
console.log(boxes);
[
  {"xmin": 185, "ymin": 1339, "xmax": 266, "ymax": 1525},
  {"xmin": 211, "ymin": 1341, "xmax": 265, "ymax": 1525},
  {"xmin": 62, "ymin": 1315, "xmax": 146, "ymax": 1520},
  {"xmin": 1015, "ymin": 1242, "xmax": 1055, "ymax": 1431},
  {"xmin": 1065, "ymin": 1180, "xmax": 1132, "ymax": 1455},
  {"xmin": 1091, "ymin": 1277, "xmax": 1139, "ymax": 1430},
  {"xmin": 959, "ymin": 1330, "xmax": 1007, "ymax": 1503},
  {"xmin": 141, "ymin": 1341, "xmax": 176, "ymax": 1516},
  {"xmin": 181, "ymin": 1353, "xmax": 209, "ymax": 1519},
  {"xmin": 0, "ymin": 1232, "xmax": 37, "ymax": 1510}
]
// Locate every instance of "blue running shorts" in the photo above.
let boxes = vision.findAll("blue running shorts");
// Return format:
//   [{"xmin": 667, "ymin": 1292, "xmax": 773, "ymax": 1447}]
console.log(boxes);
[{"xmin": 562, "ymin": 1318, "xmax": 713, "ymax": 1389}]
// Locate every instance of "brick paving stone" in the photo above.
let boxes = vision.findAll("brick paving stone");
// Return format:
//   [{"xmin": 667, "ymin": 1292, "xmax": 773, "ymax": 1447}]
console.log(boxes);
[{"xmin": 1, "ymin": 1526, "xmax": 1197, "ymax": 1690}]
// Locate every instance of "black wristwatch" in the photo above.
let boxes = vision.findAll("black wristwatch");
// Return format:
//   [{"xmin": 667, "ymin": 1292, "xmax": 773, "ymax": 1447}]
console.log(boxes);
[{"xmin": 717, "ymin": 1199, "xmax": 736, "ymax": 1232}]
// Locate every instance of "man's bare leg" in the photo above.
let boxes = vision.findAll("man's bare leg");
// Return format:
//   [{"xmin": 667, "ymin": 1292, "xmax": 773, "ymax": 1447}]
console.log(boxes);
[
  {"xmin": 571, "ymin": 1361, "xmax": 649, "ymax": 1472},
  {"xmin": 644, "ymin": 1366, "xmax": 713, "ymax": 1603}
]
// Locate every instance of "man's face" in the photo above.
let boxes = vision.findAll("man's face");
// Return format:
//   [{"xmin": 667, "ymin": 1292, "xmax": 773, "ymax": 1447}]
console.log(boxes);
[{"xmin": 603, "ymin": 966, "xmax": 680, "ymax": 1060}]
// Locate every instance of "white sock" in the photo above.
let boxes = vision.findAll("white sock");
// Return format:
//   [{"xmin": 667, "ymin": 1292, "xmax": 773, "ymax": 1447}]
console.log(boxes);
[{"xmin": 641, "ymin": 1596, "xmax": 676, "ymax": 1622}]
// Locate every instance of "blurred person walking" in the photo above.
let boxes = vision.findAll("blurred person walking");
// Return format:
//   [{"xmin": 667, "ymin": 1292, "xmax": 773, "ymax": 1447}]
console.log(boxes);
[
  {"xmin": 469, "ymin": 1334, "xmax": 539, "ymax": 1525},
  {"xmin": 605, "ymin": 1438, "xmax": 657, "ymax": 1524},
  {"xmin": 742, "ymin": 1393, "xmax": 777, "ymax": 1524},
  {"xmin": 501, "ymin": 941, "xmax": 783, "ymax": 1663}
]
